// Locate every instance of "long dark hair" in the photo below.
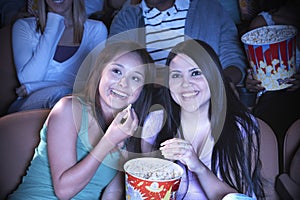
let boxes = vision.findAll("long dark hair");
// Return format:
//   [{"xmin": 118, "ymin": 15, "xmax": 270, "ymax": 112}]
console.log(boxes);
[{"xmin": 155, "ymin": 39, "xmax": 265, "ymax": 198}]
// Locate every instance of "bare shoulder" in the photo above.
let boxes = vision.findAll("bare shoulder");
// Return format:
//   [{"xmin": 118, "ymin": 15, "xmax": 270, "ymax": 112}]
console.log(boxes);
[{"xmin": 46, "ymin": 96, "xmax": 83, "ymax": 126}]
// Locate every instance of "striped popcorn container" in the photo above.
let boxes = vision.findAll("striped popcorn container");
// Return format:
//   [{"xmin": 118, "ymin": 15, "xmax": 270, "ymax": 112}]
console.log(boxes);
[
  {"xmin": 124, "ymin": 157, "xmax": 183, "ymax": 200},
  {"xmin": 241, "ymin": 25, "xmax": 297, "ymax": 91}
]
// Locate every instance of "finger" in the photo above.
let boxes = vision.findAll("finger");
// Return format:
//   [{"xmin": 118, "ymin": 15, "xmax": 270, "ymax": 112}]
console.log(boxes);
[
  {"xmin": 160, "ymin": 140, "xmax": 189, "ymax": 150},
  {"xmin": 246, "ymin": 71, "xmax": 254, "ymax": 80},
  {"xmin": 246, "ymin": 76, "xmax": 261, "ymax": 85},
  {"xmin": 286, "ymin": 82, "xmax": 300, "ymax": 91},
  {"xmin": 287, "ymin": 77, "xmax": 300, "ymax": 85},
  {"xmin": 160, "ymin": 146, "xmax": 189, "ymax": 160},
  {"xmin": 161, "ymin": 151, "xmax": 182, "ymax": 160},
  {"xmin": 115, "ymin": 105, "xmax": 131, "ymax": 124},
  {"xmin": 16, "ymin": 87, "xmax": 22, "ymax": 94},
  {"xmin": 130, "ymin": 109, "xmax": 139, "ymax": 132},
  {"xmin": 124, "ymin": 104, "xmax": 132, "ymax": 119},
  {"xmin": 292, "ymin": 73, "xmax": 300, "ymax": 79},
  {"xmin": 16, "ymin": 87, "xmax": 25, "ymax": 97},
  {"xmin": 245, "ymin": 78, "xmax": 265, "ymax": 92},
  {"xmin": 21, "ymin": 88, "xmax": 27, "ymax": 96},
  {"xmin": 122, "ymin": 107, "xmax": 136, "ymax": 127},
  {"xmin": 286, "ymin": 86, "xmax": 298, "ymax": 92},
  {"xmin": 161, "ymin": 153, "xmax": 179, "ymax": 161},
  {"xmin": 160, "ymin": 138, "xmax": 183, "ymax": 146}
]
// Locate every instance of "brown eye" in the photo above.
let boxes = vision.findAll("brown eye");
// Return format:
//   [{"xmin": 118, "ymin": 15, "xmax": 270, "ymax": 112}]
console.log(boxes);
[
  {"xmin": 171, "ymin": 73, "xmax": 182, "ymax": 79},
  {"xmin": 132, "ymin": 76, "xmax": 141, "ymax": 82},
  {"xmin": 112, "ymin": 68, "xmax": 122, "ymax": 75},
  {"xmin": 191, "ymin": 70, "xmax": 202, "ymax": 77}
]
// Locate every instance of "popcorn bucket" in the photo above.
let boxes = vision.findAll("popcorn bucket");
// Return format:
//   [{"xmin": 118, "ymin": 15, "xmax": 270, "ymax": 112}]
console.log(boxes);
[
  {"xmin": 241, "ymin": 25, "xmax": 297, "ymax": 91},
  {"xmin": 124, "ymin": 157, "xmax": 183, "ymax": 200}
]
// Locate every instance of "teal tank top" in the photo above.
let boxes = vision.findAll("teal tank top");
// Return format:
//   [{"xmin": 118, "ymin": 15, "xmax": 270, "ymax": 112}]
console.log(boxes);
[{"xmin": 9, "ymin": 99, "xmax": 120, "ymax": 199}]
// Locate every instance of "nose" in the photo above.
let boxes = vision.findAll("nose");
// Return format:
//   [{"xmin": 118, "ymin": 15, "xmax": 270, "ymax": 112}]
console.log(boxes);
[
  {"xmin": 118, "ymin": 76, "xmax": 128, "ymax": 87},
  {"xmin": 182, "ymin": 76, "xmax": 191, "ymax": 87}
]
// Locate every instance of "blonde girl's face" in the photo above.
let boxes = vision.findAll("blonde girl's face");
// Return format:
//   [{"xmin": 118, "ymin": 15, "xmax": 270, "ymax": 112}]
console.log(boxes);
[
  {"xmin": 169, "ymin": 53, "xmax": 211, "ymax": 113},
  {"xmin": 99, "ymin": 52, "xmax": 146, "ymax": 112}
]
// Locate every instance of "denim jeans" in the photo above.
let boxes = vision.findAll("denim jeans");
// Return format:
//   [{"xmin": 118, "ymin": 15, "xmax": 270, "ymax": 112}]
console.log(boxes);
[{"xmin": 8, "ymin": 86, "xmax": 72, "ymax": 113}]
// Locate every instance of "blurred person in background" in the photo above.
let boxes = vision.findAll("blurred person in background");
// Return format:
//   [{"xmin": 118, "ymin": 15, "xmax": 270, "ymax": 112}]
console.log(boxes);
[
  {"xmin": 8, "ymin": 0, "xmax": 107, "ymax": 113},
  {"xmin": 245, "ymin": 0, "xmax": 300, "ymax": 172},
  {"xmin": 109, "ymin": 0, "xmax": 248, "ymax": 87}
]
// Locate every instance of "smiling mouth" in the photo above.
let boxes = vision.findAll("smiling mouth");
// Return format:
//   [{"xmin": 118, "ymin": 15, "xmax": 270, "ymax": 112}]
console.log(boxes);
[
  {"xmin": 182, "ymin": 91, "xmax": 199, "ymax": 98},
  {"xmin": 111, "ymin": 89, "xmax": 129, "ymax": 99},
  {"xmin": 52, "ymin": 0, "xmax": 64, "ymax": 3}
]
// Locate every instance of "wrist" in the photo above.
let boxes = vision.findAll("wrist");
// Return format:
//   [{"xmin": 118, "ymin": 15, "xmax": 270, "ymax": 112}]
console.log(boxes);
[{"xmin": 90, "ymin": 137, "xmax": 116, "ymax": 162}]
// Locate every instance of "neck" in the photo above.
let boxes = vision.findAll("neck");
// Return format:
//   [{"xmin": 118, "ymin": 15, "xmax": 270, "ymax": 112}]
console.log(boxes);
[
  {"xmin": 55, "ymin": 5, "xmax": 73, "ymax": 27},
  {"xmin": 181, "ymin": 100, "xmax": 210, "ymax": 126},
  {"xmin": 145, "ymin": 0, "xmax": 175, "ymax": 11},
  {"xmin": 180, "ymin": 106, "xmax": 211, "ymax": 153},
  {"xmin": 181, "ymin": 110, "xmax": 211, "ymax": 137},
  {"xmin": 99, "ymin": 100, "xmax": 119, "ymax": 124},
  {"xmin": 64, "ymin": 12, "xmax": 73, "ymax": 28}
]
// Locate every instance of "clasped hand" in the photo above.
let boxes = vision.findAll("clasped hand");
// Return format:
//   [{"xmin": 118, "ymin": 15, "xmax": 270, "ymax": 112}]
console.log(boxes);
[
  {"xmin": 104, "ymin": 105, "xmax": 138, "ymax": 147},
  {"xmin": 15, "ymin": 84, "xmax": 28, "ymax": 98},
  {"xmin": 160, "ymin": 138, "xmax": 200, "ymax": 172}
]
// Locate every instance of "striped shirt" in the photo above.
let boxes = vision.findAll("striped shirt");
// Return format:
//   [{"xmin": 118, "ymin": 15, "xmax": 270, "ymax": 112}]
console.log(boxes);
[{"xmin": 141, "ymin": 0, "xmax": 190, "ymax": 66}]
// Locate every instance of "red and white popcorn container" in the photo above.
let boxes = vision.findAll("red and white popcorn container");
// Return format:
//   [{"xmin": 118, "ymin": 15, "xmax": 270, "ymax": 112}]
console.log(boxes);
[
  {"xmin": 124, "ymin": 157, "xmax": 183, "ymax": 200},
  {"xmin": 241, "ymin": 25, "xmax": 297, "ymax": 91}
]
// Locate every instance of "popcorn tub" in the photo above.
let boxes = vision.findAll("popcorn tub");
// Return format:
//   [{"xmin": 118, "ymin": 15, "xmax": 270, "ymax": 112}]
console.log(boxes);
[
  {"xmin": 241, "ymin": 25, "xmax": 297, "ymax": 91},
  {"xmin": 124, "ymin": 157, "xmax": 183, "ymax": 200}
]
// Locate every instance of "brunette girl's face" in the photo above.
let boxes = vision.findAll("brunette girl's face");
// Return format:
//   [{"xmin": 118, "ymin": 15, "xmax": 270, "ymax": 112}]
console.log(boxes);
[
  {"xmin": 169, "ymin": 53, "xmax": 211, "ymax": 113},
  {"xmin": 46, "ymin": 0, "xmax": 73, "ymax": 15},
  {"xmin": 99, "ymin": 52, "xmax": 146, "ymax": 111}
]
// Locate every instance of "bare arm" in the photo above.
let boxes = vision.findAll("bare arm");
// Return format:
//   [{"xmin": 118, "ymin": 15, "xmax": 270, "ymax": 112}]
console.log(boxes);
[
  {"xmin": 101, "ymin": 171, "xmax": 125, "ymax": 200},
  {"xmin": 47, "ymin": 97, "xmax": 138, "ymax": 199}
]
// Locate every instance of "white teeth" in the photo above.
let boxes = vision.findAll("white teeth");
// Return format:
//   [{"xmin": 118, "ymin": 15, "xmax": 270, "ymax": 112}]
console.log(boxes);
[
  {"xmin": 182, "ymin": 91, "xmax": 198, "ymax": 98},
  {"xmin": 111, "ymin": 89, "xmax": 128, "ymax": 98},
  {"xmin": 52, "ymin": 0, "xmax": 64, "ymax": 3}
]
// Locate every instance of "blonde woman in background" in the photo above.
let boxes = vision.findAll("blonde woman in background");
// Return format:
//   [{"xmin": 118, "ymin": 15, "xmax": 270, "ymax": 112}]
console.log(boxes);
[{"xmin": 8, "ymin": 0, "xmax": 107, "ymax": 113}]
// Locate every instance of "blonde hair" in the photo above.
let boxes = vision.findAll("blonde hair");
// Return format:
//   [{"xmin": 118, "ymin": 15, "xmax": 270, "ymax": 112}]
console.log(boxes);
[{"xmin": 37, "ymin": 0, "xmax": 86, "ymax": 43}]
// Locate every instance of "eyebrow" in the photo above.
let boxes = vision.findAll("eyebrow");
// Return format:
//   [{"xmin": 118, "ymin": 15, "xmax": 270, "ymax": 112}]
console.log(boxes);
[
  {"xmin": 189, "ymin": 68, "xmax": 200, "ymax": 72},
  {"xmin": 170, "ymin": 68, "xmax": 199, "ymax": 73},
  {"xmin": 111, "ymin": 62, "xmax": 124, "ymax": 68}
]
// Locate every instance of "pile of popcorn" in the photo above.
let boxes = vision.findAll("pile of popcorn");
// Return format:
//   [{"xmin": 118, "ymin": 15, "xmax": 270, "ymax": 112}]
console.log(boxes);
[
  {"xmin": 242, "ymin": 25, "xmax": 297, "ymax": 45},
  {"xmin": 125, "ymin": 158, "xmax": 182, "ymax": 181}
]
